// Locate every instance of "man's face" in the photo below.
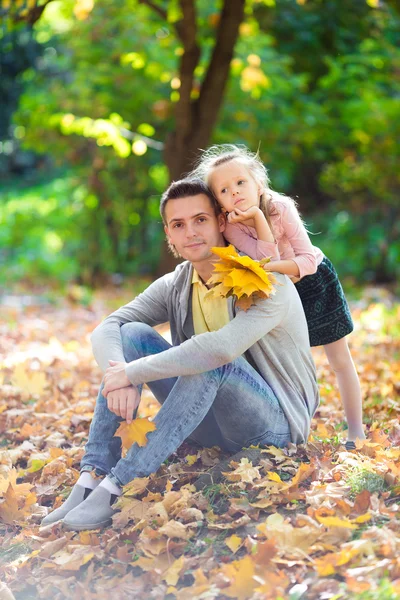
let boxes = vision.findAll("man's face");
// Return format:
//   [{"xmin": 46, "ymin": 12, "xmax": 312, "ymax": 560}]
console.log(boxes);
[{"xmin": 164, "ymin": 194, "xmax": 226, "ymax": 263}]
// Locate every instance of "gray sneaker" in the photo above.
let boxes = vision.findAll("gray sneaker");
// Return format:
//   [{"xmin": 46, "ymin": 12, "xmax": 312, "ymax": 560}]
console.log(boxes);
[
  {"xmin": 41, "ymin": 484, "xmax": 93, "ymax": 526},
  {"xmin": 63, "ymin": 485, "xmax": 118, "ymax": 531}
]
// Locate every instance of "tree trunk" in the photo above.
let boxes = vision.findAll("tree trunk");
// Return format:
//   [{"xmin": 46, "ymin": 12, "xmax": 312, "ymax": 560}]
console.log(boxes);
[{"xmin": 157, "ymin": 0, "xmax": 246, "ymax": 275}]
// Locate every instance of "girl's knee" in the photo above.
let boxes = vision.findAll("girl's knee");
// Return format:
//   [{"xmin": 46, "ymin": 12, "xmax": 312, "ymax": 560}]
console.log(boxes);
[{"xmin": 325, "ymin": 342, "xmax": 352, "ymax": 372}]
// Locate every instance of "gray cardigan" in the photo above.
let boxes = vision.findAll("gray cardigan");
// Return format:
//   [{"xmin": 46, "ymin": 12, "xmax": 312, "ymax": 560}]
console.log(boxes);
[{"xmin": 91, "ymin": 261, "xmax": 320, "ymax": 444}]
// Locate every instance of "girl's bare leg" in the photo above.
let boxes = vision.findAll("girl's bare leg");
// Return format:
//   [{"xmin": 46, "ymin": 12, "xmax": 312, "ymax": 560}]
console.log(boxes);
[{"xmin": 323, "ymin": 337, "xmax": 365, "ymax": 443}]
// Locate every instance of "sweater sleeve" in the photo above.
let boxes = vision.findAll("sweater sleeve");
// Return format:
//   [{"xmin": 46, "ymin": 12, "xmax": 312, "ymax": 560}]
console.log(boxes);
[
  {"xmin": 125, "ymin": 275, "xmax": 289, "ymax": 386},
  {"xmin": 90, "ymin": 276, "xmax": 170, "ymax": 372},
  {"xmin": 280, "ymin": 202, "xmax": 318, "ymax": 278},
  {"xmin": 224, "ymin": 223, "xmax": 280, "ymax": 261}
]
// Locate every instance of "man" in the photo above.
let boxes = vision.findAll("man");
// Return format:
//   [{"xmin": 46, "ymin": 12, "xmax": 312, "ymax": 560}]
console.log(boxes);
[{"xmin": 42, "ymin": 179, "xmax": 319, "ymax": 531}]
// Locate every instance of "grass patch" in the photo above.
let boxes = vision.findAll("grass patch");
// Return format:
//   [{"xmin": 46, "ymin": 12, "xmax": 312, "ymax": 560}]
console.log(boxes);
[
  {"xmin": 343, "ymin": 578, "xmax": 400, "ymax": 599},
  {"xmin": 345, "ymin": 466, "xmax": 388, "ymax": 498}
]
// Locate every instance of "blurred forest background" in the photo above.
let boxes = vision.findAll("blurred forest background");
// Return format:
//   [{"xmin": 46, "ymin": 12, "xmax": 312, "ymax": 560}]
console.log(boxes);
[{"xmin": 1, "ymin": 0, "xmax": 399, "ymax": 291}]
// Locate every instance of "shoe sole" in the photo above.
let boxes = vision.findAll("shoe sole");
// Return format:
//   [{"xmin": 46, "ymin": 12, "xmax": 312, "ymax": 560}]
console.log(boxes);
[
  {"xmin": 40, "ymin": 517, "xmax": 64, "ymax": 527},
  {"xmin": 63, "ymin": 518, "xmax": 112, "ymax": 531},
  {"xmin": 345, "ymin": 441, "xmax": 357, "ymax": 451}
]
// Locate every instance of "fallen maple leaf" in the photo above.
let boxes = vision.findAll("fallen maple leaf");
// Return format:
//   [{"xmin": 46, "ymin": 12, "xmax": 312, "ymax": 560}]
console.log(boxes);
[
  {"xmin": 185, "ymin": 454, "xmax": 198, "ymax": 465},
  {"xmin": 223, "ymin": 458, "xmax": 262, "ymax": 483},
  {"xmin": 315, "ymin": 515, "xmax": 358, "ymax": 530},
  {"xmin": 221, "ymin": 555, "xmax": 257, "ymax": 600},
  {"xmin": 115, "ymin": 419, "xmax": 156, "ymax": 450},
  {"xmin": 0, "ymin": 468, "xmax": 33, "ymax": 496},
  {"xmin": 225, "ymin": 534, "xmax": 243, "ymax": 554},
  {"xmin": 174, "ymin": 569, "xmax": 211, "ymax": 600},
  {"xmin": 0, "ymin": 483, "xmax": 37, "ymax": 524},
  {"xmin": 11, "ymin": 363, "xmax": 47, "ymax": 396},
  {"xmin": 159, "ymin": 519, "xmax": 193, "ymax": 540},
  {"xmin": 112, "ymin": 497, "xmax": 151, "ymax": 528},
  {"xmin": 257, "ymin": 513, "xmax": 322, "ymax": 558},
  {"xmin": 124, "ymin": 477, "xmax": 150, "ymax": 497},
  {"xmin": 164, "ymin": 555, "xmax": 186, "ymax": 586}
]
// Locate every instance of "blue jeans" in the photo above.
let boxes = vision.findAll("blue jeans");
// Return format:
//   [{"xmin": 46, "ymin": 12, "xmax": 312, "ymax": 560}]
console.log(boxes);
[{"xmin": 81, "ymin": 323, "xmax": 291, "ymax": 487}]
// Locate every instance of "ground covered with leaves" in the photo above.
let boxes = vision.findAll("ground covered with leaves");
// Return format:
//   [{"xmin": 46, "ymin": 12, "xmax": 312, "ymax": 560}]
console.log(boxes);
[{"xmin": 1, "ymin": 286, "xmax": 399, "ymax": 600}]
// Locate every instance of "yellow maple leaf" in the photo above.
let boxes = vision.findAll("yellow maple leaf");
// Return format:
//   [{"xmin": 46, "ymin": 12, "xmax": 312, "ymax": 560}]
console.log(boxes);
[
  {"xmin": 225, "ymin": 534, "xmax": 243, "ymax": 554},
  {"xmin": 0, "ymin": 468, "xmax": 33, "ymax": 495},
  {"xmin": 164, "ymin": 555, "xmax": 186, "ymax": 586},
  {"xmin": 221, "ymin": 555, "xmax": 257, "ymax": 600},
  {"xmin": 185, "ymin": 454, "xmax": 198, "ymax": 465},
  {"xmin": 267, "ymin": 471, "xmax": 283, "ymax": 483},
  {"xmin": 11, "ymin": 363, "xmax": 47, "ymax": 396},
  {"xmin": 353, "ymin": 513, "xmax": 372, "ymax": 524},
  {"xmin": 115, "ymin": 419, "xmax": 156, "ymax": 450},
  {"xmin": 316, "ymin": 515, "xmax": 358, "ymax": 529},
  {"xmin": 206, "ymin": 245, "xmax": 277, "ymax": 311}
]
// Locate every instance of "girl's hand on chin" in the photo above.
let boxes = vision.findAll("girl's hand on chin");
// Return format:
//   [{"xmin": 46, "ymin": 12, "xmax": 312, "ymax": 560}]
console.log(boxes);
[{"xmin": 227, "ymin": 206, "xmax": 258, "ymax": 224}]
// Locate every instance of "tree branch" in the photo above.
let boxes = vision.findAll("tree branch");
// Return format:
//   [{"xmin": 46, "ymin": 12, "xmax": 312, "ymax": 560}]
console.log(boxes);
[
  {"xmin": 137, "ymin": 0, "xmax": 167, "ymax": 21},
  {"xmin": 7, "ymin": 0, "xmax": 57, "ymax": 26}
]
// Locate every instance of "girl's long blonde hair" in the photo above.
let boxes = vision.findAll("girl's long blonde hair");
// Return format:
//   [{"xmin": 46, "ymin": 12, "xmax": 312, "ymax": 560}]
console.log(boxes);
[{"xmin": 192, "ymin": 144, "xmax": 297, "ymax": 231}]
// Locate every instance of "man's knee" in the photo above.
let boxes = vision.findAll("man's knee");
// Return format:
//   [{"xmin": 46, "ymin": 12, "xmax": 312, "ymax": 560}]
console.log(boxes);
[{"xmin": 121, "ymin": 322, "xmax": 153, "ymax": 345}]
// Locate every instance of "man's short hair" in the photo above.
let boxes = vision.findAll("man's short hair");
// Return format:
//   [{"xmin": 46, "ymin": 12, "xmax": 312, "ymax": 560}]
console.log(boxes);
[{"xmin": 160, "ymin": 178, "xmax": 221, "ymax": 225}]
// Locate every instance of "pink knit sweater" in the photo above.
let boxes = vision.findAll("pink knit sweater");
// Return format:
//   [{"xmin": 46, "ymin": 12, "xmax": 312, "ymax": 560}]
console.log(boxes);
[{"xmin": 224, "ymin": 198, "xmax": 324, "ymax": 279}]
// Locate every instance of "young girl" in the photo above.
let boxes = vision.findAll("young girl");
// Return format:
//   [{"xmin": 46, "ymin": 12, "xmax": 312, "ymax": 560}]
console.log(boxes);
[{"xmin": 192, "ymin": 144, "xmax": 365, "ymax": 449}]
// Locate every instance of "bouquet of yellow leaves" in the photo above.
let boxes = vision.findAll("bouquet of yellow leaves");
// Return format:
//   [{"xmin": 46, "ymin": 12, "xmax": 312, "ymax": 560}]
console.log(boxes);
[{"xmin": 206, "ymin": 245, "xmax": 278, "ymax": 311}]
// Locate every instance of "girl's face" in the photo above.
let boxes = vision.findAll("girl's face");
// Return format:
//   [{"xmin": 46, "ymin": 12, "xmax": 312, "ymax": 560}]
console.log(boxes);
[{"xmin": 208, "ymin": 160, "xmax": 262, "ymax": 214}]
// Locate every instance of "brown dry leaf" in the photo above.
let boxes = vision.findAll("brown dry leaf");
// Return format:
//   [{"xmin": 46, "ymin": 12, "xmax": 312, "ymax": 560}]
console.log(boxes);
[
  {"xmin": 174, "ymin": 569, "xmax": 211, "ymax": 600},
  {"xmin": 159, "ymin": 519, "xmax": 194, "ymax": 540},
  {"xmin": 112, "ymin": 497, "xmax": 151, "ymax": 528},
  {"xmin": 223, "ymin": 458, "xmax": 261, "ymax": 483},
  {"xmin": 39, "ymin": 536, "xmax": 69, "ymax": 559},
  {"xmin": 2, "ymin": 289, "xmax": 399, "ymax": 600},
  {"xmin": 123, "ymin": 477, "xmax": 150, "ymax": 497},
  {"xmin": 45, "ymin": 545, "xmax": 103, "ymax": 571},
  {"xmin": 134, "ymin": 553, "xmax": 172, "ymax": 575},
  {"xmin": 0, "ymin": 483, "xmax": 37, "ymax": 524},
  {"xmin": 314, "ymin": 539, "xmax": 374, "ymax": 576},
  {"xmin": 257, "ymin": 513, "xmax": 322, "ymax": 558},
  {"xmin": 253, "ymin": 539, "xmax": 278, "ymax": 565},
  {"xmin": 254, "ymin": 570, "xmax": 290, "ymax": 598},
  {"xmin": 115, "ymin": 418, "xmax": 156, "ymax": 450},
  {"xmin": 208, "ymin": 514, "xmax": 251, "ymax": 530}
]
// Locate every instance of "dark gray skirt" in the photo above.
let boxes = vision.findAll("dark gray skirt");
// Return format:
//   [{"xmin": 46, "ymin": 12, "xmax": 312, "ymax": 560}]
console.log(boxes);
[{"xmin": 294, "ymin": 256, "xmax": 353, "ymax": 347}]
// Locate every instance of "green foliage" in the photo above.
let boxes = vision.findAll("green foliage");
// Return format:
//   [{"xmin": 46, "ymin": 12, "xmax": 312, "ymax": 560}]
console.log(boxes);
[
  {"xmin": 1, "ymin": 0, "xmax": 398, "ymax": 282},
  {"xmin": 309, "ymin": 207, "xmax": 400, "ymax": 284},
  {"xmin": 0, "ymin": 174, "xmax": 81, "ymax": 284}
]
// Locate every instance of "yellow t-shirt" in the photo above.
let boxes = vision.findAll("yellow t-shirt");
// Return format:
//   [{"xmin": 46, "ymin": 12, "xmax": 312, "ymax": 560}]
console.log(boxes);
[{"xmin": 192, "ymin": 269, "xmax": 230, "ymax": 334}]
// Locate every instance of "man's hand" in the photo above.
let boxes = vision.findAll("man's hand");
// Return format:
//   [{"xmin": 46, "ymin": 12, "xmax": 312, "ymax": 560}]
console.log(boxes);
[
  {"xmin": 106, "ymin": 386, "xmax": 140, "ymax": 423},
  {"xmin": 103, "ymin": 360, "xmax": 131, "ymax": 396}
]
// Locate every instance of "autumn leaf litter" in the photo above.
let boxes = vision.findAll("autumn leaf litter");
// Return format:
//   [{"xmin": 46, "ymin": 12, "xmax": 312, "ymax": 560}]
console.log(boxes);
[{"xmin": 0, "ymin": 288, "xmax": 399, "ymax": 599}]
